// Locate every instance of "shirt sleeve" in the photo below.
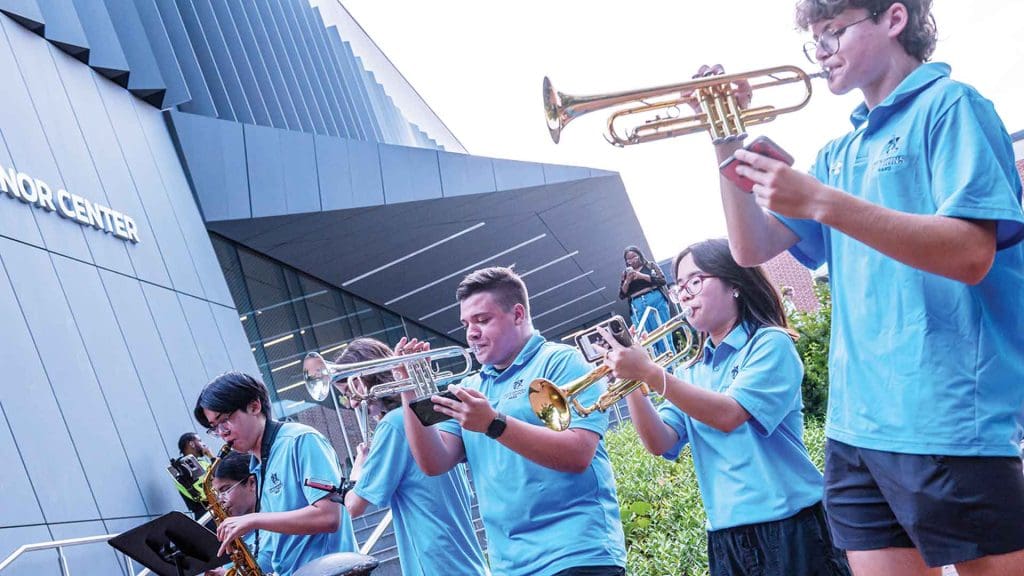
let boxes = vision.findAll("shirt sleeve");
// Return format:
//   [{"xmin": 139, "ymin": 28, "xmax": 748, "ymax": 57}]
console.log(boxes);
[
  {"xmin": 353, "ymin": 418, "xmax": 406, "ymax": 508},
  {"xmin": 725, "ymin": 329, "xmax": 804, "ymax": 437},
  {"xmin": 293, "ymin": 432, "xmax": 343, "ymax": 505},
  {"xmin": 656, "ymin": 400, "xmax": 690, "ymax": 461},
  {"xmin": 928, "ymin": 92, "xmax": 1024, "ymax": 249}
]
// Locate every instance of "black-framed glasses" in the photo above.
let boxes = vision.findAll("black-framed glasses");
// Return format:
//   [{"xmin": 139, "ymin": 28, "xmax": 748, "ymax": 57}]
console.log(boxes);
[
  {"xmin": 802, "ymin": 12, "xmax": 878, "ymax": 64},
  {"xmin": 669, "ymin": 274, "xmax": 715, "ymax": 304},
  {"xmin": 206, "ymin": 409, "xmax": 239, "ymax": 437}
]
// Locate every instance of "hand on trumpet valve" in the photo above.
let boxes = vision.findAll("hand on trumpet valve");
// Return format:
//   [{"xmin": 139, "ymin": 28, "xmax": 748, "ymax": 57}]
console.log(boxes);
[
  {"xmin": 684, "ymin": 64, "xmax": 754, "ymax": 112},
  {"xmin": 595, "ymin": 325, "xmax": 659, "ymax": 385},
  {"xmin": 392, "ymin": 337, "xmax": 431, "ymax": 380}
]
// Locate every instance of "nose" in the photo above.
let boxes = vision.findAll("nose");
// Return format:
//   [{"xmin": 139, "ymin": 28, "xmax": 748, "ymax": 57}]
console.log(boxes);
[
  {"xmin": 815, "ymin": 41, "xmax": 830, "ymax": 62},
  {"xmin": 465, "ymin": 324, "xmax": 481, "ymax": 340}
]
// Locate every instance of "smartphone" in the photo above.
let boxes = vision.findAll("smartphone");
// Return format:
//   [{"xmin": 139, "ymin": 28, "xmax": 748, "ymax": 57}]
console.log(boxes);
[
  {"xmin": 575, "ymin": 316, "xmax": 633, "ymax": 363},
  {"xmin": 719, "ymin": 135, "xmax": 795, "ymax": 193},
  {"xmin": 409, "ymin": 389, "xmax": 460, "ymax": 426}
]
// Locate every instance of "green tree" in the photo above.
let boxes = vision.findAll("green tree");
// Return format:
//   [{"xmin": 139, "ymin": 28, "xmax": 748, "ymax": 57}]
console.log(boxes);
[{"xmin": 788, "ymin": 282, "xmax": 832, "ymax": 421}]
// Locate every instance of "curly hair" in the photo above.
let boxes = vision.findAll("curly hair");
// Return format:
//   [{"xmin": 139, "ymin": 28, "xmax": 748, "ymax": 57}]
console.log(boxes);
[{"xmin": 794, "ymin": 0, "xmax": 937, "ymax": 61}]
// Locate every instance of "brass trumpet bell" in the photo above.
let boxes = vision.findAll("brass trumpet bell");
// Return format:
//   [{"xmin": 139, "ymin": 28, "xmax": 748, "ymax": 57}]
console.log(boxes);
[
  {"xmin": 529, "ymin": 309, "xmax": 701, "ymax": 431},
  {"xmin": 543, "ymin": 65, "xmax": 827, "ymax": 146}
]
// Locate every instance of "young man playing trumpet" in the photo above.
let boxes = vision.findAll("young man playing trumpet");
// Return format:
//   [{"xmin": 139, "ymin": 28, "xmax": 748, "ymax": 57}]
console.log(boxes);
[
  {"xmin": 401, "ymin": 266, "xmax": 627, "ymax": 576},
  {"xmin": 332, "ymin": 338, "xmax": 488, "ymax": 576},
  {"xmin": 700, "ymin": 1, "xmax": 1024, "ymax": 574}
]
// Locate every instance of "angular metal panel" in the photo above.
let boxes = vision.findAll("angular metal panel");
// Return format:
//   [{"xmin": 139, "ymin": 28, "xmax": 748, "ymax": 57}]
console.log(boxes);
[
  {"xmin": 166, "ymin": 110, "xmax": 250, "ymax": 223},
  {"xmin": 379, "ymin": 144, "xmax": 442, "ymax": 204},
  {"xmin": 0, "ymin": 239, "xmax": 100, "ymax": 523},
  {"xmin": 51, "ymin": 255, "xmax": 178, "ymax": 516}
]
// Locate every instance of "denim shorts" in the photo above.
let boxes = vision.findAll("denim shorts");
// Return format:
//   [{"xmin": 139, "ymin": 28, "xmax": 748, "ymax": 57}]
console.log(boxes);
[
  {"xmin": 706, "ymin": 502, "xmax": 851, "ymax": 576},
  {"xmin": 824, "ymin": 439, "xmax": 1024, "ymax": 567}
]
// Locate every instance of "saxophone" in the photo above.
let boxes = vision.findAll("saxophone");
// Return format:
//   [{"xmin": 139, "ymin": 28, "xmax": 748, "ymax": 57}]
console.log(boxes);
[{"xmin": 203, "ymin": 444, "xmax": 264, "ymax": 576}]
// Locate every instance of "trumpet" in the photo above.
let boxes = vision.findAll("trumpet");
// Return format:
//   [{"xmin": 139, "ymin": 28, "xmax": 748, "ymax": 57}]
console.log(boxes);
[
  {"xmin": 302, "ymin": 346, "xmax": 474, "ymax": 404},
  {"xmin": 529, "ymin": 308, "xmax": 701, "ymax": 431},
  {"xmin": 543, "ymin": 65, "xmax": 827, "ymax": 146}
]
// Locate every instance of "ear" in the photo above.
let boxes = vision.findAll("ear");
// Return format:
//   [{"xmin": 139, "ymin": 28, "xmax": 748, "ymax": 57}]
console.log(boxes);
[
  {"xmin": 512, "ymin": 303, "xmax": 527, "ymax": 325},
  {"xmin": 247, "ymin": 398, "xmax": 262, "ymax": 415},
  {"xmin": 885, "ymin": 2, "xmax": 909, "ymax": 39}
]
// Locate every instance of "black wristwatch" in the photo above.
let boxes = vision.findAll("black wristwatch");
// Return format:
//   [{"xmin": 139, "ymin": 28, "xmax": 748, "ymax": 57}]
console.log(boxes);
[{"xmin": 485, "ymin": 412, "xmax": 507, "ymax": 439}]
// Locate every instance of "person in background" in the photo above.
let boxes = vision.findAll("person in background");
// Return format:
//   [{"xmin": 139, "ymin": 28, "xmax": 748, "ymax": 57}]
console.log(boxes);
[{"xmin": 619, "ymin": 245, "xmax": 675, "ymax": 356}]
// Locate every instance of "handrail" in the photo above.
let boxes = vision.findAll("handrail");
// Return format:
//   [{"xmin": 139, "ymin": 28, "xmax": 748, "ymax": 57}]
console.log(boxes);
[
  {"xmin": 359, "ymin": 510, "xmax": 393, "ymax": 555},
  {"xmin": 0, "ymin": 534, "xmax": 121, "ymax": 573}
]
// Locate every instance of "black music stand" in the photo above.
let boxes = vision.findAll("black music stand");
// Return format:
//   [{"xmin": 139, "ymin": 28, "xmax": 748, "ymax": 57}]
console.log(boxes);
[{"xmin": 108, "ymin": 511, "xmax": 228, "ymax": 576}]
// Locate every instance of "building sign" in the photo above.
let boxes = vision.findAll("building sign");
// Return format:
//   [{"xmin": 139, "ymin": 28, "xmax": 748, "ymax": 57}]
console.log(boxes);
[{"xmin": 0, "ymin": 164, "xmax": 140, "ymax": 243}]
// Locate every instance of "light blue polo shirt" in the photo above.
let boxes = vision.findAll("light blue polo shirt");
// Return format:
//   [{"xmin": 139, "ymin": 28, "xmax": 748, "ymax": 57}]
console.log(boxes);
[
  {"xmin": 250, "ymin": 422, "xmax": 358, "ymax": 576},
  {"xmin": 660, "ymin": 324, "xmax": 823, "ymax": 531},
  {"xmin": 354, "ymin": 409, "xmax": 488, "ymax": 576},
  {"xmin": 776, "ymin": 62, "xmax": 1024, "ymax": 457},
  {"xmin": 438, "ymin": 332, "xmax": 627, "ymax": 576}
]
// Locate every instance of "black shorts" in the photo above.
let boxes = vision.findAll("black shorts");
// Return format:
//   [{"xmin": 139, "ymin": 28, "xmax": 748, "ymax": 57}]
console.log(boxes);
[
  {"xmin": 706, "ymin": 502, "xmax": 850, "ymax": 576},
  {"xmin": 824, "ymin": 439, "xmax": 1024, "ymax": 567}
]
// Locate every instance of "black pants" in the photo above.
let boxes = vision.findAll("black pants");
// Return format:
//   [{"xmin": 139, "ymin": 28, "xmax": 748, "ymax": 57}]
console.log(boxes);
[
  {"xmin": 550, "ymin": 566, "xmax": 626, "ymax": 576},
  {"xmin": 707, "ymin": 503, "xmax": 850, "ymax": 576}
]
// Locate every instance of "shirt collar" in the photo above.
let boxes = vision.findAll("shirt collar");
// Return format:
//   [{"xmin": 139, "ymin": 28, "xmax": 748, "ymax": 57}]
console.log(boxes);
[
  {"xmin": 849, "ymin": 62, "xmax": 950, "ymax": 127},
  {"xmin": 481, "ymin": 331, "xmax": 544, "ymax": 378},
  {"xmin": 701, "ymin": 322, "xmax": 752, "ymax": 364}
]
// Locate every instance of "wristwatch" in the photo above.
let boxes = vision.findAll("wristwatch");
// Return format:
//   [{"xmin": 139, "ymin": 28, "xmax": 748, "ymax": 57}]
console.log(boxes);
[{"xmin": 485, "ymin": 412, "xmax": 507, "ymax": 439}]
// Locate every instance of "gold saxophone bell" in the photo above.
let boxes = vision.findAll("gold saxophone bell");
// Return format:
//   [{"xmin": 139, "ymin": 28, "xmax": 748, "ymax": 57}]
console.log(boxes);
[
  {"xmin": 543, "ymin": 65, "xmax": 827, "ymax": 146},
  {"xmin": 528, "ymin": 309, "xmax": 703, "ymax": 431}
]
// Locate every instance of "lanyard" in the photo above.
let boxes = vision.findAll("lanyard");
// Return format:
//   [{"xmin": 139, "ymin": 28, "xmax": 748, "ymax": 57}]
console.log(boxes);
[{"xmin": 254, "ymin": 419, "xmax": 282, "ymax": 561}]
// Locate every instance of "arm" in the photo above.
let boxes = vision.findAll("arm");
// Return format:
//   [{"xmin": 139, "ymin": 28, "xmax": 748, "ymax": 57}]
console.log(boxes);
[
  {"xmin": 401, "ymin": 390, "xmax": 466, "ymax": 476},
  {"xmin": 343, "ymin": 443, "xmax": 370, "ymax": 518},
  {"xmin": 732, "ymin": 149, "xmax": 998, "ymax": 284},
  {"xmin": 622, "ymin": 386, "xmax": 681, "ymax": 455},
  {"xmin": 214, "ymin": 498, "xmax": 340, "ymax": 555},
  {"xmin": 599, "ymin": 326, "xmax": 750, "ymax": 433},
  {"xmin": 433, "ymin": 386, "xmax": 600, "ymax": 474},
  {"xmin": 714, "ymin": 142, "xmax": 801, "ymax": 266}
]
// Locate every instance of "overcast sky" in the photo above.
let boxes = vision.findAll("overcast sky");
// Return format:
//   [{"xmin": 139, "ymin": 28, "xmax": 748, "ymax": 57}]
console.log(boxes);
[{"xmin": 340, "ymin": 0, "xmax": 1024, "ymax": 261}]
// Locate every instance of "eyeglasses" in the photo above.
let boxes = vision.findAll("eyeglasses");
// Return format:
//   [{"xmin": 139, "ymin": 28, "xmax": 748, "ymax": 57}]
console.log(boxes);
[
  {"xmin": 206, "ymin": 409, "xmax": 240, "ymax": 438},
  {"xmin": 803, "ymin": 12, "xmax": 878, "ymax": 64},
  {"xmin": 216, "ymin": 478, "xmax": 247, "ymax": 501},
  {"xmin": 669, "ymin": 274, "xmax": 715, "ymax": 304}
]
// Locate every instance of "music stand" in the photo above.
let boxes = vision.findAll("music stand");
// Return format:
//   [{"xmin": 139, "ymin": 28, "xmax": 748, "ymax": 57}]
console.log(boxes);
[{"xmin": 108, "ymin": 511, "xmax": 228, "ymax": 576}]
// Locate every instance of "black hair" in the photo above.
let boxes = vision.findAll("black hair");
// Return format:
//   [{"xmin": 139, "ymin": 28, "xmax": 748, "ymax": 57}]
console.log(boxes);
[
  {"xmin": 623, "ymin": 245, "xmax": 652, "ymax": 267},
  {"xmin": 335, "ymin": 338, "xmax": 402, "ymax": 413},
  {"xmin": 673, "ymin": 239, "xmax": 797, "ymax": 345},
  {"xmin": 212, "ymin": 450, "xmax": 253, "ymax": 482},
  {"xmin": 177, "ymin": 432, "xmax": 199, "ymax": 454},
  {"xmin": 193, "ymin": 372, "xmax": 272, "ymax": 429},
  {"xmin": 455, "ymin": 266, "xmax": 529, "ymax": 315},
  {"xmin": 794, "ymin": 0, "xmax": 937, "ymax": 61}
]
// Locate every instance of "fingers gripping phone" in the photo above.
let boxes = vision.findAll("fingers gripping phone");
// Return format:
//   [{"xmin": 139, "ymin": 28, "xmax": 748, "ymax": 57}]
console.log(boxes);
[
  {"xmin": 575, "ymin": 316, "xmax": 633, "ymax": 363},
  {"xmin": 719, "ymin": 135, "xmax": 795, "ymax": 193}
]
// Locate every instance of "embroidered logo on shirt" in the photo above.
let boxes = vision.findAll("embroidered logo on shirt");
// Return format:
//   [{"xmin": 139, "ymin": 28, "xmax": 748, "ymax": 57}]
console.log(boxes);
[
  {"xmin": 268, "ymin": 472, "xmax": 283, "ymax": 495},
  {"xmin": 829, "ymin": 159, "xmax": 843, "ymax": 176},
  {"xmin": 731, "ymin": 365, "xmax": 740, "ymax": 380},
  {"xmin": 503, "ymin": 378, "xmax": 526, "ymax": 401},
  {"xmin": 874, "ymin": 135, "xmax": 907, "ymax": 173}
]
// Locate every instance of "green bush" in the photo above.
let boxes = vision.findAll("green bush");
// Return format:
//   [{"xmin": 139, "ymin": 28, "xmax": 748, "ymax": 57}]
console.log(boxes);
[
  {"xmin": 608, "ymin": 417, "xmax": 828, "ymax": 576},
  {"xmin": 788, "ymin": 282, "xmax": 832, "ymax": 421}
]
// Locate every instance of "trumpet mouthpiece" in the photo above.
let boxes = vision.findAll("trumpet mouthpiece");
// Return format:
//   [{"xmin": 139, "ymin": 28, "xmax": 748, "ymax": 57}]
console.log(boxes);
[{"xmin": 681, "ymin": 306, "xmax": 694, "ymax": 318}]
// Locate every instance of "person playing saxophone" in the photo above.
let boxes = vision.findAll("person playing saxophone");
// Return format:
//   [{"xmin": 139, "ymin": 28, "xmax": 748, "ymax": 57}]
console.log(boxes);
[
  {"xmin": 204, "ymin": 450, "xmax": 270, "ymax": 575},
  {"xmin": 194, "ymin": 372, "xmax": 358, "ymax": 576}
]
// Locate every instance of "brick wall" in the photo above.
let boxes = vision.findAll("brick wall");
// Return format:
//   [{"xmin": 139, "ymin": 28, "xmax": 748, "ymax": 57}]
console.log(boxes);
[{"xmin": 761, "ymin": 251, "xmax": 820, "ymax": 313}]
